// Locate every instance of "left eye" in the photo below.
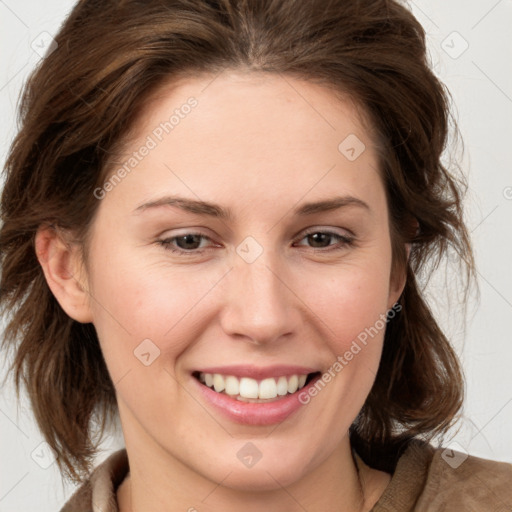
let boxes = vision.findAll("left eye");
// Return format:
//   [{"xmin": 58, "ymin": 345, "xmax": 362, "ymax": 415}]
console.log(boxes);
[
  {"xmin": 295, "ymin": 230, "xmax": 354, "ymax": 250},
  {"xmin": 158, "ymin": 230, "xmax": 354, "ymax": 255}
]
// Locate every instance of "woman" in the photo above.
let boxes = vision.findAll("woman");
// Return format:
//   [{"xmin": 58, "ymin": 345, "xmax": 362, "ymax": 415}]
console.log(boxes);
[{"xmin": 1, "ymin": 0, "xmax": 510, "ymax": 510}]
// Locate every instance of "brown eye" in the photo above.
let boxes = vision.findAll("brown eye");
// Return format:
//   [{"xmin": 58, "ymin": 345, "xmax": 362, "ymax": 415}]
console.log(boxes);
[
  {"xmin": 306, "ymin": 232, "xmax": 335, "ymax": 248},
  {"xmin": 295, "ymin": 230, "xmax": 355, "ymax": 251},
  {"xmin": 159, "ymin": 232, "xmax": 213, "ymax": 255},
  {"xmin": 173, "ymin": 234, "xmax": 203, "ymax": 250}
]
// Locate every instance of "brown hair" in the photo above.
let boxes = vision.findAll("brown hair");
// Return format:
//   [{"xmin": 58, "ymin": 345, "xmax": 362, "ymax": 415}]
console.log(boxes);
[{"xmin": 0, "ymin": 0, "xmax": 475, "ymax": 482}]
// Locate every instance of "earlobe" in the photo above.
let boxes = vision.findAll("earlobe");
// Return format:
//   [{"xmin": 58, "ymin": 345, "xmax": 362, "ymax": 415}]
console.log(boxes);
[{"xmin": 34, "ymin": 226, "xmax": 93, "ymax": 323}]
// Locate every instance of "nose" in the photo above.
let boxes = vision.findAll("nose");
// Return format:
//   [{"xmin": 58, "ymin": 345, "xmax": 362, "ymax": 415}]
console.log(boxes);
[{"xmin": 219, "ymin": 245, "xmax": 300, "ymax": 346}]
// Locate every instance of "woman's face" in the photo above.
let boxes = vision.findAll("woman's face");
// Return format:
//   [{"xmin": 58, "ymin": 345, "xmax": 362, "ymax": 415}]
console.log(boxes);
[{"xmin": 81, "ymin": 71, "xmax": 404, "ymax": 491}]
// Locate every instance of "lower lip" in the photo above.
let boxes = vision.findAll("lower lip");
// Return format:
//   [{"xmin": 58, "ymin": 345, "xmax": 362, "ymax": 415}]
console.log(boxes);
[{"xmin": 193, "ymin": 374, "xmax": 321, "ymax": 426}]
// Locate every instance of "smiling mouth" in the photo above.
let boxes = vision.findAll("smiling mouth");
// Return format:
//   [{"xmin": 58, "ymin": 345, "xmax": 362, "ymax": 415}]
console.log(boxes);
[{"xmin": 192, "ymin": 371, "xmax": 321, "ymax": 403}]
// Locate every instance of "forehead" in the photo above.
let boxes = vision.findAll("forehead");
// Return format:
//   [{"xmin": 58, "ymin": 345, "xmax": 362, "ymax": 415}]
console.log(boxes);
[
  {"xmin": 100, "ymin": 70, "xmax": 384, "ymax": 213},
  {"xmin": 116, "ymin": 70, "xmax": 377, "ymax": 159}
]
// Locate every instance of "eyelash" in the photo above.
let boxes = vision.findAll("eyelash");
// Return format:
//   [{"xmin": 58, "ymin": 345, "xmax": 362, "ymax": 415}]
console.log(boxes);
[{"xmin": 158, "ymin": 229, "xmax": 355, "ymax": 256}]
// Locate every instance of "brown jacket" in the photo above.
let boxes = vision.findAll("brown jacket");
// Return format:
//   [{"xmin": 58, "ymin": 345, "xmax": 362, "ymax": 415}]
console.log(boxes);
[{"xmin": 59, "ymin": 442, "xmax": 512, "ymax": 511}]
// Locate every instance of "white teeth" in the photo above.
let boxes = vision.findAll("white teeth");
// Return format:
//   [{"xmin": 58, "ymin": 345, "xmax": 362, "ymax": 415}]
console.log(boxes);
[
  {"xmin": 213, "ymin": 374, "xmax": 225, "ymax": 392},
  {"xmin": 239, "ymin": 377, "xmax": 259, "ymax": 398},
  {"xmin": 276, "ymin": 376, "xmax": 288, "ymax": 396},
  {"xmin": 224, "ymin": 375, "xmax": 239, "ymax": 396},
  {"xmin": 259, "ymin": 378, "xmax": 277, "ymax": 399},
  {"xmin": 287, "ymin": 375, "xmax": 299, "ymax": 394},
  {"xmin": 198, "ymin": 372, "xmax": 311, "ymax": 400}
]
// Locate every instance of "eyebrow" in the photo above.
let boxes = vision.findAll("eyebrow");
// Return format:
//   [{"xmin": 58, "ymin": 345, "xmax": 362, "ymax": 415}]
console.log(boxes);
[{"xmin": 133, "ymin": 194, "xmax": 370, "ymax": 220}]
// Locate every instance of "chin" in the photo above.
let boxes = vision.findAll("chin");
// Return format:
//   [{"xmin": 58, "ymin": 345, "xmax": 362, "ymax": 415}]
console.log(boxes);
[
  {"xmin": 217, "ymin": 462, "xmax": 308, "ymax": 492},
  {"xmin": 195, "ymin": 442, "xmax": 318, "ymax": 492}
]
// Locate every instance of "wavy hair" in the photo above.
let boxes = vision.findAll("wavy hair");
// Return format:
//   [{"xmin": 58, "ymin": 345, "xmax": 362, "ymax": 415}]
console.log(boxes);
[{"xmin": 0, "ymin": 0, "xmax": 475, "ymax": 482}]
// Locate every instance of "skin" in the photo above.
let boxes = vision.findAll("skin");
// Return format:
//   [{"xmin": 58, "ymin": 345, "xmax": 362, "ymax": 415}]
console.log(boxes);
[{"xmin": 36, "ymin": 70, "xmax": 407, "ymax": 511}]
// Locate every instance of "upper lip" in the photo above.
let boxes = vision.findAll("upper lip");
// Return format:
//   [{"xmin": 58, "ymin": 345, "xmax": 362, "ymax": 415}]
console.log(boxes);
[{"xmin": 193, "ymin": 364, "xmax": 320, "ymax": 380}]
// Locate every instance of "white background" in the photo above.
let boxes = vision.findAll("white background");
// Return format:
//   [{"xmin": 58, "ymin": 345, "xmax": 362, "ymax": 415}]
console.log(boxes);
[{"xmin": 1, "ymin": 0, "xmax": 511, "ymax": 510}]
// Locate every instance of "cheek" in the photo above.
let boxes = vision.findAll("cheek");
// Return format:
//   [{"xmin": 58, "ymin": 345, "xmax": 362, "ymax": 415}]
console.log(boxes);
[
  {"xmin": 90, "ymin": 270, "xmax": 178, "ymax": 336},
  {"xmin": 303, "ymin": 254, "xmax": 392, "ymax": 351},
  {"xmin": 86, "ymin": 249, "xmax": 224, "ymax": 383},
  {"xmin": 301, "ymin": 275, "xmax": 389, "ymax": 439}
]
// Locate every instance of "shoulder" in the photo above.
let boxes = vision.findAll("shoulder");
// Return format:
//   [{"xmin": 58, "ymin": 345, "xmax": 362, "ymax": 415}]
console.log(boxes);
[
  {"xmin": 59, "ymin": 448, "xmax": 129, "ymax": 512},
  {"xmin": 419, "ymin": 445, "xmax": 512, "ymax": 510},
  {"xmin": 371, "ymin": 440, "xmax": 512, "ymax": 511}
]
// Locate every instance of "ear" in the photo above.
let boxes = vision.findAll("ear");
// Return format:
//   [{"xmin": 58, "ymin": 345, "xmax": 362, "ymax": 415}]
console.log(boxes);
[
  {"xmin": 387, "ymin": 242, "xmax": 411, "ymax": 309},
  {"xmin": 34, "ymin": 226, "xmax": 93, "ymax": 323}
]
